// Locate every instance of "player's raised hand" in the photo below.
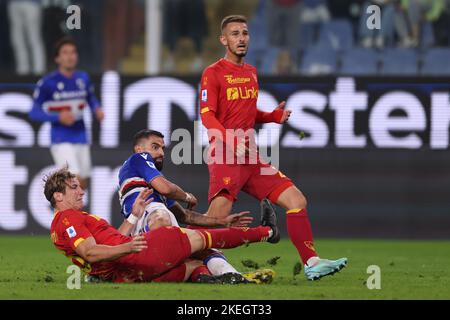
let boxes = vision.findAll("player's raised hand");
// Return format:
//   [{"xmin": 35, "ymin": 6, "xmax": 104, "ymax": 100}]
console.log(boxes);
[
  {"xmin": 131, "ymin": 188, "xmax": 154, "ymax": 218},
  {"xmin": 226, "ymin": 211, "xmax": 254, "ymax": 227},
  {"xmin": 59, "ymin": 110, "xmax": 75, "ymax": 126},
  {"xmin": 128, "ymin": 235, "xmax": 148, "ymax": 253},
  {"xmin": 274, "ymin": 101, "xmax": 291, "ymax": 124}
]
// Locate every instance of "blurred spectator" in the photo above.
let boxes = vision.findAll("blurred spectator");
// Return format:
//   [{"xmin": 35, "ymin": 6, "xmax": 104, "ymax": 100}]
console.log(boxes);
[
  {"xmin": 299, "ymin": 0, "xmax": 330, "ymax": 49},
  {"xmin": 273, "ymin": 49, "xmax": 297, "ymax": 74},
  {"xmin": 7, "ymin": 0, "xmax": 46, "ymax": 75},
  {"xmin": 0, "ymin": 0, "xmax": 14, "ymax": 72},
  {"xmin": 162, "ymin": 0, "xmax": 208, "ymax": 73},
  {"xmin": 42, "ymin": 0, "xmax": 69, "ymax": 71},
  {"xmin": 267, "ymin": 0, "xmax": 302, "ymax": 49},
  {"xmin": 70, "ymin": 0, "xmax": 104, "ymax": 73},
  {"xmin": 300, "ymin": 0, "xmax": 330, "ymax": 23},
  {"xmin": 359, "ymin": 1, "xmax": 399, "ymax": 48},
  {"xmin": 103, "ymin": 0, "xmax": 145, "ymax": 71},
  {"xmin": 402, "ymin": 0, "xmax": 449, "ymax": 47}
]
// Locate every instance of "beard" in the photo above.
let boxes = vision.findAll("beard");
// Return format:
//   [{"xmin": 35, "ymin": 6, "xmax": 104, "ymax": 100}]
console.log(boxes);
[
  {"xmin": 155, "ymin": 158, "xmax": 163, "ymax": 171},
  {"xmin": 234, "ymin": 49, "xmax": 247, "ymax": 57}
]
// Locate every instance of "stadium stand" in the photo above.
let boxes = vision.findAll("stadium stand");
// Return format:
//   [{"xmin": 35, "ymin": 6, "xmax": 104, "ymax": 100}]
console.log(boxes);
[
  {"xmin": 380, "ymin": 48, "xmax": 419, "ymax": 75},
  {"xmin": 340, "ymin": 47, "xmax": 379, "ymax": 75}
]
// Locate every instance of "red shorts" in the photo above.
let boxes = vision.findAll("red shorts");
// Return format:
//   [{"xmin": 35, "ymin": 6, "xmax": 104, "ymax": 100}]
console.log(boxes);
[
  {"xmin": 112, "ymin": 226, "xmax": 191, "ymax": 283},
  {"xmin": 208, "ymin": 161, "xmax": 293, "ymax": 203}
]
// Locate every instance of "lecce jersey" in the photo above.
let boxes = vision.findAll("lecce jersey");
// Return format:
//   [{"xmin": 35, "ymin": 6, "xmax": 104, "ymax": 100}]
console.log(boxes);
[
  {"xmin": 118, "ymin": 152, "xmax": 176, "ymax": 218},
  {"xmin": 199, "ymin": 58, "xmax": 259, "ymax": 131},
  {"xmin": 30, "ymin": 70, "xmax": 100, "ymax": 144}
]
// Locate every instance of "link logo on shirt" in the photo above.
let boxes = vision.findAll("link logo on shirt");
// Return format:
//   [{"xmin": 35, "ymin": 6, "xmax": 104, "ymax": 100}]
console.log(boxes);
[{"xmin": 226, "ymin": 87, "xmax": 258, "ymax": 101}]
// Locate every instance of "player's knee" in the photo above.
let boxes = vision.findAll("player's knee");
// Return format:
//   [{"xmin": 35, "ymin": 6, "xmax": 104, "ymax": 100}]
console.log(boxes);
[
  {"xmin": 207, "ymin": 194, "xmax": 233, "ymax": 218},
  {"xmin": 287, "ymin": 191, "xmax": 307, "ymax": 210},
  {"xmin": 148, "ymin": 210, "xmax": 172, "ymax": 231},
  {"xmin": 184, "ymin": 229, "xmax": 207, "ymax": 253}
]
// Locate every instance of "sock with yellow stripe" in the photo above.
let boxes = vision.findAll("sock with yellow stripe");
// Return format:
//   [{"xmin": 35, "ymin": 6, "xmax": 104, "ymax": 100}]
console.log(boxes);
[
  {"xmin": 286, "ymin": 208, "xmax": 318, "ymax": 265},
  {"xmin": 197, "ymin": 226, "xmax": 272, "ymax": 249}
]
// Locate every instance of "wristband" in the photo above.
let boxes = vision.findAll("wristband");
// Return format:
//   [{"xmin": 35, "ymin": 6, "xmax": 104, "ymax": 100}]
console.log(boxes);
[{"xmin": 127, "ymin": 214, "xmax": 139, "ymax": 225}]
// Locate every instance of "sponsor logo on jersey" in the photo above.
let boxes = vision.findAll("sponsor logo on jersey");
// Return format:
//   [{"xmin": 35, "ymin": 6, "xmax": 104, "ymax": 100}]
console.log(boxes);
[
  {"xmin": 66, "ymin": 226, "xmax": 77, "ymax": 238},
  {"xmin": 226, "ymin": 87, "xmax": 258, "ymax": 101},
  {"xmin": 201, "ymin": 89, "xmax": 207, "ymax": 102},
  {"xmin": 226, "ymin": 87, "xmax": 239, "ymax": 101},
  {"xmin": 224, "ymin": 75, "xmax": 251, "ymax": 84}
]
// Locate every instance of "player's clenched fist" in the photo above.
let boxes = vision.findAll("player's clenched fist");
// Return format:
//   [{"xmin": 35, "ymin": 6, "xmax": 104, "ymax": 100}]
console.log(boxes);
[{"xmin": 128, "ymin": 235, "xmax": 148, "ymax": 253}]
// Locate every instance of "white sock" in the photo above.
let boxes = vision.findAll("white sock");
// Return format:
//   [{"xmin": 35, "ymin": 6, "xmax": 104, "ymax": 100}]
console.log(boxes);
[
  {"xmin": 206, "ymin": 256, "xmax": 239, "ymax": 276},
  {"xmin": 268, "ymin": 229, "xmax": 273, "ymax": 238},
  {"xmin": 306, "ymin": 256, "xmax": 320, "ymax": 267}
]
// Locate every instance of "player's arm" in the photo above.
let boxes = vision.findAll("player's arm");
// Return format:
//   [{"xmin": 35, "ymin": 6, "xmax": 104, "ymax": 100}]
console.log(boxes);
[
  {"xmin": 85, "ymin": 74, "xmax": 104, "ymax": 121},
  {"xmin": 29, "ymin": 80, "xmax": 60, "ymax": 123},
  {"xmin": 29, "ymin": 80, "xmax": 75, "ymax": 126},
  {"xmin": 255, "ymin": 101, "xmax": 291, "ymax": 124},
  {"xmin": 199, "ymin": 68, "xmax": 239, "ymax": 148},
  {"xmin": 169, "ymin": 202, "xmax": 253, "ymax": 227},
  {"xmin": 150, "ymin": 176, "xmax": 197, "ymax": 208},
  {"xmin": 132, "ymin": 155, "xmax": 198, "ymax": 208},
  {"xmin": 75, "ymin": 236, "xmax": 147, "ymax": 264},
  {"xmin": 118, "ymin": 188, "xmax": 154, "ymax": 236}
]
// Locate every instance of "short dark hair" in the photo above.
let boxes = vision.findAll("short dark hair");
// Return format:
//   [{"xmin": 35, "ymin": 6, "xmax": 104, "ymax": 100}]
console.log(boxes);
[
  {"xmin": 53, "ymin": 36, "xmax": 77, "ymax": 59},
  {"xmin": 221, "ymin": 15, "xmax": 247, "ymax": 32},
  {"xmin": 133, "ymin": 129, "xmax": 164, "ymax": 149},
  {"xmin": 43, "ymin": 166, "xmax": 76, "ymax": 208}
]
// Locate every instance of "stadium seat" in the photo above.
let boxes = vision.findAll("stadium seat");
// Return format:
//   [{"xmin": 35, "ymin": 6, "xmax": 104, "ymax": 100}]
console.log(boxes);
[
  {"xmin": 317, "ymin": 19, "xmax": 354, "ymax": 51},
  {"xmin": 420, "ymin": 21, "xmax": 435, "ymax": 49},
  {"xmin": 380, "ymin": 48, "xmax": 419, "ymax": 75},
  {"xmin": 340, "ymin": 48, "xmax": 379, "ymax": 75},
  {"xmin": 421, "ymin": 48, "xmax": 450, "ymax": 75},
  {"xmin": 300, "ymin": 44, "xmax": 337, "ymax": 75},
  {"xmin": 259, "ymin": 47, "xmax": 281, "ymax": 74},
  {"xmin": 248, "ymin": 18, "xmax": 268, "ymax": 52}
]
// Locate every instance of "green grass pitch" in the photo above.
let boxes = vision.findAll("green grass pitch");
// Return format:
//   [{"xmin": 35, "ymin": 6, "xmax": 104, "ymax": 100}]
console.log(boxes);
[{"xmin": 1, "ymin": 236, "xmax": 449, "ymax": 300}]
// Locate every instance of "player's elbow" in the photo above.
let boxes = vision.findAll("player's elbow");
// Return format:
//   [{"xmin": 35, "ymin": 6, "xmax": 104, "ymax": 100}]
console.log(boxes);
[
  {"xmin": 157, "ymin": 183, "xmax": 177, "ymax": 196},
  {"xmin": 83, "ymin": 251, "xmax": 102, "ymax": 264}
]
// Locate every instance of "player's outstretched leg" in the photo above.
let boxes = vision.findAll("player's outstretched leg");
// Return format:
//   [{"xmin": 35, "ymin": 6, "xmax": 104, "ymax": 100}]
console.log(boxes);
[
  {"xmin": 195, "ymin": 224, "xmax": 280, "ymax": 249},
  {"xmin": 268, "ymin": 185, "xmax": 348, "ymax": 281}
]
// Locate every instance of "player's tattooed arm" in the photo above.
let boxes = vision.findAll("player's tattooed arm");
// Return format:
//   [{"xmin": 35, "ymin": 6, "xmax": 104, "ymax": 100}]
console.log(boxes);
[
  {"xmin": 169, "ymin": 203, "xmax": 253, "ymax": 227},
  {"xmin": 151, "ymin": 177, "xmax": 198, "ymax": 208}
]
